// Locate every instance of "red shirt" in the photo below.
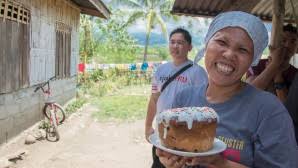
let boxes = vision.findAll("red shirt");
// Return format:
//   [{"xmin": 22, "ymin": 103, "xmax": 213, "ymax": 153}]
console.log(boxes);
[{"xmin": 247, "ymin": 59, "xmax": 297, "ymax": 89}]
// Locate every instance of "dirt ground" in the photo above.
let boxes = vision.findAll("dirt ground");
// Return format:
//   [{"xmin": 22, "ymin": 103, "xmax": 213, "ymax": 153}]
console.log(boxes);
[{"xmin": 0, "ymin": 104, "xmax": 152, "ymax": 168}]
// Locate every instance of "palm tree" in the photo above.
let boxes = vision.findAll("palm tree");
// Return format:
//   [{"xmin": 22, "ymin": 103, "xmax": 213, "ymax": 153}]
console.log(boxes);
[
  {"xmin": 110, "ymin": 0, "xmax": 176, "ymax": 62},
  {"xmin": 80, "ymin": 15, "xmax": 96, "ymax": 81},
  {"xmin": 80, "ymin": 15, "xmax": 95, "ymax": 62}
]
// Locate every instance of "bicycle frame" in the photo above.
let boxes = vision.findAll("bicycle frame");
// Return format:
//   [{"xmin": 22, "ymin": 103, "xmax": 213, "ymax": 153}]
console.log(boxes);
[
  {"xmin": 35, "ymin": 77, "xmax": 59, "ymax": 119},
  {"xmin": 49, "ymin": 105, "xmax": 59, "ymax": 124},
  {"xmin": 34, "ymin": 76, "xmax": 63, "ymax": 141}
]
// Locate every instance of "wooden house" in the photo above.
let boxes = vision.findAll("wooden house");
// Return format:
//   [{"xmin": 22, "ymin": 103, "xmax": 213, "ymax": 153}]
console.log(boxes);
[{"xmin": 0, "ymin": 0, "xmax": 110, "ymax": 144}]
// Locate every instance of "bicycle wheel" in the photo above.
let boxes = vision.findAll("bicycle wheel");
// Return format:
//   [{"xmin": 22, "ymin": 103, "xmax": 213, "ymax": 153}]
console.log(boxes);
[
  {"xmin": 46, "ymin": 110, "xmax": 60, "ymax": 141},
  {"xmin": 43, "ymin": 103, "xmax": 66, "ymax": 124}
]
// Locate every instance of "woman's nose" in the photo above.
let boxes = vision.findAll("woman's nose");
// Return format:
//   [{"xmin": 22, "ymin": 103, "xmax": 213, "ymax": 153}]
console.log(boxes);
[{"xmin": 222, "ymin": 49, "xmax": 235, "ymax": 60}]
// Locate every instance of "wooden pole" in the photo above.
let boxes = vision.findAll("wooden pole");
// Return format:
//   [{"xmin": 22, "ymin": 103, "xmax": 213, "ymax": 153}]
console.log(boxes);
[{"xmin": 270, "ymin": 0, "xmax": 285, "ymax": 49}]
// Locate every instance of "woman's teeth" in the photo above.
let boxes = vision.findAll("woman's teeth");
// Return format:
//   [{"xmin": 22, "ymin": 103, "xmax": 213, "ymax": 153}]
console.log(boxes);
[{"xmin": 216, "ymin": 63, "xmax": 233, "ymax": 74}]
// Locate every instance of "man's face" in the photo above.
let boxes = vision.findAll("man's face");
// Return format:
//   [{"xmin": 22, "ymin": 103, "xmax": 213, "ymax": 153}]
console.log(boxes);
[
  {"xmin": 282, "ymin": 31, "xmax": 298, "ymax": 61},
  {"xmin": 169, "ymin": 33, "xmax": 192, "ymax": 61}
]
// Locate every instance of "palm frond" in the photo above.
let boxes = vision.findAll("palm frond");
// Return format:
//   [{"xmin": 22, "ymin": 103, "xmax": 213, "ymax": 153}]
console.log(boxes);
[
  {"xmin": 155, "ymin": 14, "xmax": 168, "ymax": 42},
  {"xmin": 159, "ymin": 0, "xmax": 174, "ymax": 9},
  {"xmin": 122, "ymin": 11, "xmax": 145, "ymax": 28},
  {"xmin": 145, "ymin": 0, "xmax": 152, "ymax": 8},
  {"xmin": 146, "ymin": 10, "xmax": 155, "ymax": 34},
  {"xmin": 110, "ymin": 0, "xmax": 143, "ymax": 8}
]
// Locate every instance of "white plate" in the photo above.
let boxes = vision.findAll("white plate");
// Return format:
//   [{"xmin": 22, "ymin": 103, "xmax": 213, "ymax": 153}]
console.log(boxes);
[{"xmin": 149, "ymin": 133, "xmax": 227, "ymax": 157}]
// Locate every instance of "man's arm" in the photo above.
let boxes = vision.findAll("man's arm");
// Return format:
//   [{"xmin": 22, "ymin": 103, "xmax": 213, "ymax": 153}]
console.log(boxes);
[
  {"xmin": 247, "ymin": 62, "xmax": 280, "ymax": 90},
  {"xmin": 145, "ymin": 92, "xmax": 160, "ymax": 142},
  {"xmin": 247, "ymin": 48, "xmax": 283, "ymax": 90}
]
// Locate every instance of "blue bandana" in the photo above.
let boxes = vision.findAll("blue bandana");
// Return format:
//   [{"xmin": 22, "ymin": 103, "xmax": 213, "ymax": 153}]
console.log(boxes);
[{"xmin": 195, "ymin": 11, "xmax": 268, "ymax": 66}]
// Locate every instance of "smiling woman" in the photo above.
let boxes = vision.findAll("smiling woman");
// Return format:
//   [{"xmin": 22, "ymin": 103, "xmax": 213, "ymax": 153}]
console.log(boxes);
[{"xmin": 156, "ymin": 11, "xmax": 298, "ymax": 168}]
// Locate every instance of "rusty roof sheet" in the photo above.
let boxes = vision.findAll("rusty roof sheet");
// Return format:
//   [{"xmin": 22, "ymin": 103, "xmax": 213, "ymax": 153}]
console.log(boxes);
[
  {"xmin": 71, "ymin": 0, "xmax": 111, "ymax": 19},
  {"xmin": 171, "ymin": 0, "xmax": 298, "ymax": 23}
]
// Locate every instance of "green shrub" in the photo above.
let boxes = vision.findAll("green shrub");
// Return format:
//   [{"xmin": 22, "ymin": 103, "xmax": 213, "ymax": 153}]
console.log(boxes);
[
  {"xmin": 65, "ymin": 98, "xmax": 87, "ymax": 115},
  {"xmin": 78, "ymin": 68, "xmax": 152, "ymax": 99}
]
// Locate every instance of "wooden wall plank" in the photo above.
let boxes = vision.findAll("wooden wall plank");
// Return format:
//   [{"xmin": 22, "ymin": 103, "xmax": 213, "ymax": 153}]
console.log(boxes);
[
  {"xmin": 11, "ymin": 21, "xmax": 19, "ymax": 91},
  {"xmin": 5, "ymin": 21, "xmax": 12, "ymax": 92},
  {"xmin": 59, "ymin": 31, "xmax": 63, "ymax": 78},
  {"xmin": 55, "ymin": 31, "xmax": 59, "ymax": 78},
  {"xmin": 65, "ymin": 33, "xmax": 68, "ymax": 77},
  {"xmin": 20, "ymin": 23, "xmax": 30, "ymax": 88},
  {"xmin": 67, "ymin": 34, "xmax": 71, "ymax": 77},
  {"xmin": 67, "ymin": 33, "xmax": 71, "ymax": 77},
  {"xmin": 19, "ymin": 22, "xmax": 24, "ymax": 87},
  {"xmin": 58, "ymin": 32, "xmax": 62, "ymax": 78},
  {"xmin": 24, "ymin": 24, "xmax": 30, "ymax": 87},
  {"xmin": 0, "ymin": 21, "xmax": 5, "ymax": 93},
  {"xmin": 62, "ymin": 32, "xmax": 65, "ymax": 78}
]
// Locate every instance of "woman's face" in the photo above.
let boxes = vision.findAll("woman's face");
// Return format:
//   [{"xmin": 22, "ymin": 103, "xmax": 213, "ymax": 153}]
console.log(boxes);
[{"xmin": 205, "ymin": 27, "xmax": 254, "ymax": 87}]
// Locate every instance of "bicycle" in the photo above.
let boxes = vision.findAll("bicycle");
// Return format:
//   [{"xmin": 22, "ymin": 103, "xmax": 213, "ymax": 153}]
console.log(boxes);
[{"xmin": 34, "ymin": 76, "xmax": 66, "ymax": 141}]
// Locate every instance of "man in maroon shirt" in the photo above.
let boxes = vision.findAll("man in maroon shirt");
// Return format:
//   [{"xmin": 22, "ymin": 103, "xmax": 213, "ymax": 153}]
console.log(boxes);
[{"xmin": 246, "ymin": 24, "xmax": 297, "ymax": 102}]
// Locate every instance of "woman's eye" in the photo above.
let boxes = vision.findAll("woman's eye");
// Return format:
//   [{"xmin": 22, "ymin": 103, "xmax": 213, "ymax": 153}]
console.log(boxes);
[
  {"xmin": 239, "ymin": 48, "xmax": 248, "ymax": 54},
  {"xmin": 216, "ymin": 40, "xmax": 226, "ymax": 45}
]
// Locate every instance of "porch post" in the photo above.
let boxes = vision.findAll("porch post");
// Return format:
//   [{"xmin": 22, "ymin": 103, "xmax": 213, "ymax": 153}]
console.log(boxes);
[{"xmin": 270, "ymin": 0, "xmax": 286, "ymax": 48}]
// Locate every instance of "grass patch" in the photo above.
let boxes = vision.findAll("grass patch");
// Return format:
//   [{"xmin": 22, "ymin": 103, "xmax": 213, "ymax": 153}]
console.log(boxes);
[{"xmin": 92, "ymin": 85, "xmax": 150, "ymax": 122}]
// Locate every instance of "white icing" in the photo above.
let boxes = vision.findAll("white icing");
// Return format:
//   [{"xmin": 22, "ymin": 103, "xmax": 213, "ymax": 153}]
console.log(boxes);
[
  {"xmin": 163, "ymin": 127, "xmax": 167, "ymax": 139},
  {"xmin": 157, "ymin": 107, "xmax": 219, "ymax": 139}
]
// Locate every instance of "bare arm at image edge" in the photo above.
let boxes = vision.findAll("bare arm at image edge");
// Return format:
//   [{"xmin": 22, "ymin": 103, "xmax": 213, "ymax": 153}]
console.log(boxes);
[
  {"xmin": 145, "ymin": 92, "xmax": 159, "ymax": 142},
  {"xmin": 247, "ymin": 48, "xmax": 285, "ymax": 90},
  {"xmin": 274, "ymin": 72, "xmax": 288, "ymax": 102},
  {"xmin": 246, "ymin": 62, "xmax": 280, "ymax": 90}
]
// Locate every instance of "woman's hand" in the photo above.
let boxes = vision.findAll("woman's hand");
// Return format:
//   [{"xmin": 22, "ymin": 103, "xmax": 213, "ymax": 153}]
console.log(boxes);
[
  {"xmin": 185, "ymin": 154, "xmax": 226, "ymax": 167},
  {"xmin": 187, "ymin": 155, "xmax": 248, "ymax": 168},
  {"xmin": 156, "ymin": 148, "xmax": 187, "ymax": 168}
]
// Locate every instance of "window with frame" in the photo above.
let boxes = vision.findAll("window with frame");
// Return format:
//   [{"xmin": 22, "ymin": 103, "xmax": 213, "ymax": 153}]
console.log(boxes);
[
  {"xmin": 0, "ymin": 0, "xmax": 30, "ymax": 94},
  {"xmin": 55, "ymin": 22, "xmax": 71, "ymax": 78}
]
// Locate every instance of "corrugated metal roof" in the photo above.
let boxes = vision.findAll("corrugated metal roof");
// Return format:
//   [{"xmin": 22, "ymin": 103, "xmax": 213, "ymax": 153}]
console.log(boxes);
[
  {"xmin": 171, "ymin": 0, "xmax": 298, "ymax": 23},
  {"xmin": 71, "ymin": 0, "xmax": 111, "ymax": 19}
]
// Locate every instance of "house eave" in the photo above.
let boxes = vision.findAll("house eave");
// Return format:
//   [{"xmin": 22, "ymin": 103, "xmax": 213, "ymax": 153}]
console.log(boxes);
[{"xmin": 71, "ymin": 0, "xmax": 111, "ymax": 19}]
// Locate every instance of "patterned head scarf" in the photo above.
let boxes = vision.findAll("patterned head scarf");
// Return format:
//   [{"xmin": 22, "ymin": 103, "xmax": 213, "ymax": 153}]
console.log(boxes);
[{"xmin": 195, "ymin": 11, "xmax": 268, "ymax": 66}]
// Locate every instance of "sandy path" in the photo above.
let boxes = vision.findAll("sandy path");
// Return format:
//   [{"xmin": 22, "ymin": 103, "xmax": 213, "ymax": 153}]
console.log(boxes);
[{"xmin": 0, "ymin": 104, "xmax": 152, "ymax": 168}]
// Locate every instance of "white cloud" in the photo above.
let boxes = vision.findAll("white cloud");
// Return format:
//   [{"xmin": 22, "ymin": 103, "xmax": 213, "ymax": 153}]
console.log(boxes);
[{"xmin": 127, "ymin": 20, "xmax": 163, "ymax": 34}]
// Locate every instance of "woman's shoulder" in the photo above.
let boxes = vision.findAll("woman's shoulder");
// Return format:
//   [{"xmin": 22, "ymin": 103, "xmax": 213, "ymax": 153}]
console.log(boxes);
[
  {"xmin": 177, "ymin": 85, "xmax": 205, "ymax": 97},
  {"xmin": 245, "ymin": 84, "xmax": 287, "ymax": 113},
  {"xmin": 246, "ymin": 84, "xmax": 282, "ymax": 103}
]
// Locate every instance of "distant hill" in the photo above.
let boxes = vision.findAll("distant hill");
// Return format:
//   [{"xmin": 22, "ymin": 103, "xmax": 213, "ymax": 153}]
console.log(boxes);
[
  {"xmin": 130, "ymin": 32, "xmax": 167, "ymax": 46},
  {"xmin": 130, "ymin": 32, "xmax": 204, "ymax": 47}
]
